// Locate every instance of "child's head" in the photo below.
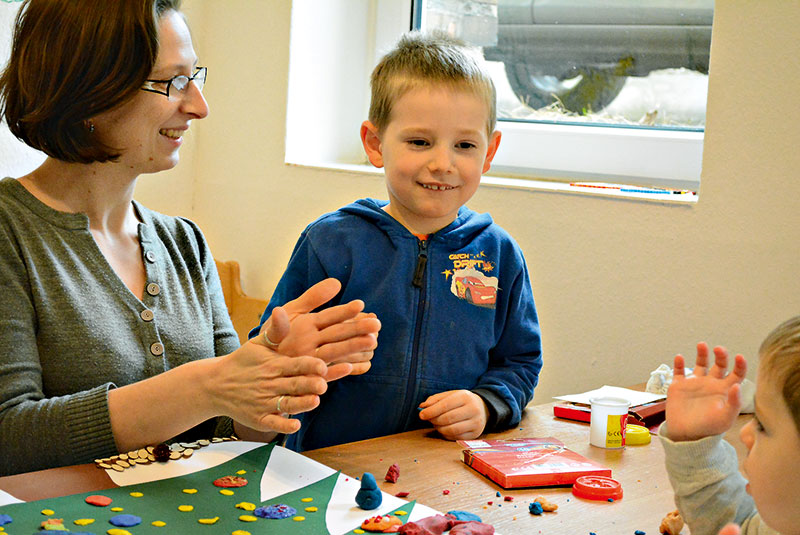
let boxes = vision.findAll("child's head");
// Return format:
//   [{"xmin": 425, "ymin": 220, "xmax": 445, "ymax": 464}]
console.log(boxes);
[
  {"xmin": 360, "ymin": 31, "xmax": 502, "ymax": 235},
  {"xmin": 739, "ymin": 316, "xmax": 800, "ymax": 534},
  {"xmin": 367, "ymin": 31, "xmax": 497, "ymax": 137}
]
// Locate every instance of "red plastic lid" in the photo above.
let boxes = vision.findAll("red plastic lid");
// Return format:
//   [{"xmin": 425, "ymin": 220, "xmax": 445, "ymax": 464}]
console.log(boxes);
[{"xmin": 572, "ymin": 475, "xmax": 623, "ymax": 501}]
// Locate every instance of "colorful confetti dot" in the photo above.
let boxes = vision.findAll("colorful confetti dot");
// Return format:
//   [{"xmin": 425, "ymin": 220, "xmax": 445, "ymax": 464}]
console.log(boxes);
[
  {"xmin": 182, "ymin": 489, "xmax": 198, "ymax": 494},
  {"xmin": 301, "ymin": 497, "xmax": 313, "ymax": 502},
  {"xmin": 178, "ymin": 505, "xmax": 194, "ymax": 512},
  {"xmin": 198, "ymin": 517, "xmax": 220, "ymax": 525},
  {"xmin": 395, "ymin": 511, "xmax": 408, "ymax": 516},
  {"xmin": 236, "ymin": 470, "xmax": 248, "ymax": 475},
  {"xmin": 129, "ymin": 492, "xmax": 143, "ymax": 498},
  {"xmin": 74, "ymin": 518, "xmax": 95, "ymax": 526},
  {"xmin": 41, "ymin": 509, "xmax": 54, "ymax": 515},
  {"xmin": 238, "ymin": 515, "xmax": 257, "ymax": 522},
  {"xmin": 151, "ymin": 520, "xmax": 166, "ymax": 527},
  {"xmin": 220, "ymin": 489, "xmax": 235, "ymax": 496},
  {"xmin": 293, "ymin": 516, "xmax": 305, "ymax": 522},
  {"xmin": 107, "ymin": 529, "xmax": 132, "ymax": 535},
  {"xmin": 110, "ymin": 507, "xmax": 124, "ymax": 512},
  {"xmin": 305, "ymin": 507, "xmax": 318, "ymax": 512}
]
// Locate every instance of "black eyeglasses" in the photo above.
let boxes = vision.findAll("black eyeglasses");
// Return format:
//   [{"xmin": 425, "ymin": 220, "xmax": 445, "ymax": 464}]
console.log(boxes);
[{"xmin": 141, "ymin": 67, "xmax": 207, "ymax": 99}]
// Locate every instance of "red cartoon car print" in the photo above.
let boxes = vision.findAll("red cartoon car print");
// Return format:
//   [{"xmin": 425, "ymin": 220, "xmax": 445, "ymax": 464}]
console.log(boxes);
[{"xmin": 455, "ymin": 275, "xmax": 497, "ymax": 306}]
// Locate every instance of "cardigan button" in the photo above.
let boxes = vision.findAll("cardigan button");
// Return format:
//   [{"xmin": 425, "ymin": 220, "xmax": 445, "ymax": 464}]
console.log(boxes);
[
  {"xmin": 140, "ymin": 309, "xmax": 154, "ymax": 322},
  {"xmin": 150, "ymin": 342, "xmax": 164, "ymax": 356},
  {"xmin": 146, "ymin": 283, "xmax": 161, "ymax": 296},
  {"xmin": 145, "ymin": 250, "xmax": 156, "ymax": 263}
]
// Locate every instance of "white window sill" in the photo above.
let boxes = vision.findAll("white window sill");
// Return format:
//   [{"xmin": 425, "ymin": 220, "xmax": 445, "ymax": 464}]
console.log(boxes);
[{"xmin": 285, "ymin": 161, "xmax": 698, "ymax": 204}]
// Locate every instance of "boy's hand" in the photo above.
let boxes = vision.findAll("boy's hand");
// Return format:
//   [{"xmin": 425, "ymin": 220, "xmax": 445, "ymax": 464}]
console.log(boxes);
[
  {"xmin": 418, "ymin": 390, "xmax": 489, "ymax": 441},
  {"xmin": 664, "ymin": 342, "xmax": 747, "ymax": 442},
  {"xmin": 256, "ymin": 278, "xmax": 380, "ymax": 381},
  {"xmin": 719, "ymin": 524, "xmax": 741, "ymax": 535}
]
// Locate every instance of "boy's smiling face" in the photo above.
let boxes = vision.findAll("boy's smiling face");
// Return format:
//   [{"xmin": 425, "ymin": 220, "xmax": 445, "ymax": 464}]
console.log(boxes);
[
  {"xmin": 739, "ymin": 363, "xmax": 800, "ymax": 534},
  {"xmin": 361, "ymin": 84, "xmax": 501, "ymax": 235}
]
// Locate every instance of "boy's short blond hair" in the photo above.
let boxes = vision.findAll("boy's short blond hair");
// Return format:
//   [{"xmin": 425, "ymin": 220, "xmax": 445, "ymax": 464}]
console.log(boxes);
[
  {"xmin": 368, "ymin": 30, "xmax": 496, "ymax": 136},
  {"xmin": 758, "ymin": 316, "xmax": 800, "ymax": 434}
]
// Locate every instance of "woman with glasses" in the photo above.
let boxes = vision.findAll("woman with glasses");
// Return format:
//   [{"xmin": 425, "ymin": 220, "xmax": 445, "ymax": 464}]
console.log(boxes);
[{"xmin": 0, "ymin": 0, "xmax": 380, "ymax": 476}]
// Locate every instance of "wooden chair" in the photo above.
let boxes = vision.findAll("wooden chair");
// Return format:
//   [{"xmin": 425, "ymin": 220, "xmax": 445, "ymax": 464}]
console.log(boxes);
[{"xmin": 214, "ymin": 260, "xmax": 268, "ymax": 344}]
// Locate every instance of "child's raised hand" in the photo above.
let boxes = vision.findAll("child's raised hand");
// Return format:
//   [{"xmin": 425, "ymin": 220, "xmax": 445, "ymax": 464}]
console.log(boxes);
[
  {"xmin": 665, "ymin": 342, "xmax": 747, "ymax": 441},
  {"xmin": 418, "ymin": 390, "xmax": 489, "ymax": 441}
]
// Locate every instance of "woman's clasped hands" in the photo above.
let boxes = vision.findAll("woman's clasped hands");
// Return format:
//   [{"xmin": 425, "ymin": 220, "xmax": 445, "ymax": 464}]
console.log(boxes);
[{"xmin": 211, "ymin": 278, "xmax": 380, "ymax": 437}]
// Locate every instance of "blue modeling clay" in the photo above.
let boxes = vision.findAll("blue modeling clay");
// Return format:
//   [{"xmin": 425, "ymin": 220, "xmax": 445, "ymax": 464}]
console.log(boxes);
[
  {"xmin": 447, "ymin": 510, "xmax": 482, "ymax": 522},
  {"xmin": 355, "ymin": 472, "xmax": 382, "ymax": 510},
  {"xmin": 109, "ymin": 514, "xmax": 142, "ymax": 527},
  {"xmin": 0, "ymin": 514, "xmax": 11, "ymax": 526},
  {"xmin": 254, "ymin": 504, "xmax": 297, "ymax": 519},
  {"xmin": 529, "ymin": 501, "xmax": 544, "ymax": 515}
]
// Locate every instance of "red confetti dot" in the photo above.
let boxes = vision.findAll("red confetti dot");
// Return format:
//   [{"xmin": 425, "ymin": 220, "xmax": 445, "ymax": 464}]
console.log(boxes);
[
  {"xmin": 488, "ymin": 501, "xmax": 493, "ymax": 505},
  {"xmin": 504, "ymin": 496, "xmax": 514, "ymax": 502},
  {"xmin": 85, "ymin": 495, "xmax": 112, "ymax": 507},
  {"xmin": 442, "ymin": 489, "xmax": 450, "ymax": 495}
]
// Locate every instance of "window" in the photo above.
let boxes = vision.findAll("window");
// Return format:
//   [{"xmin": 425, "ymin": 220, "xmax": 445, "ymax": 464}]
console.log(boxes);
[
  {"xmin": 285, "ymin": 0, "xmax": 710, "ymax": 199},
  {"xmin": 413, "ymin": 0, "xmax": 713, "ymax": 194}
]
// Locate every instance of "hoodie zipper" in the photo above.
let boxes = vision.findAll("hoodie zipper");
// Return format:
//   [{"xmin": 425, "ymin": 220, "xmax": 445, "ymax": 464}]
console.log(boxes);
[{"xmin": 401, "ymin": 238, "xmax": 428, "ymax": 428}]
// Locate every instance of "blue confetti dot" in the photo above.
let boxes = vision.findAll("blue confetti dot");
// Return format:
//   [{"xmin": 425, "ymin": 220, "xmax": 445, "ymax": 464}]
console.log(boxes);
[
  {"xmin": 496, "ymin": 491, "xmax": 501, "ymax": 497},
  {"xmin": 109, "ymin": 514, "xmax": 142, "ymax": 527},
  {"xmin": 635, "ymin": 531, "xmax": 646, "ymax": 535},
  {"xmin": 608, "ymin": 498, "xmax": 615, "ymax": 502}
]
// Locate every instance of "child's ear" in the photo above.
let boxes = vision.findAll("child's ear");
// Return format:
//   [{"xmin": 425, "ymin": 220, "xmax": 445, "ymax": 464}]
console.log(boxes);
[
  {"xmin": 360, "ymin": 121, "xmax": 385, "ymax": 168},
  {"xmin": 482, "ymin": 130, "xmax": 502, "ymax": 174}
]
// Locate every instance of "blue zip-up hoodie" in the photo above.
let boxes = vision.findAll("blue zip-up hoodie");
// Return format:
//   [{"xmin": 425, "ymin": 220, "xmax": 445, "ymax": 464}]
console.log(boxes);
[{"xmin": 251, "ymin": 199, "xmax": 542, "ymax": 452}]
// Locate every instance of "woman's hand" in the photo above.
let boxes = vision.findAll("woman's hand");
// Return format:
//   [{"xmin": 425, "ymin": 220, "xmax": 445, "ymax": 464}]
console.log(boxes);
[
  {"xmin": 664, "ymin": 342, "xmax": 747, "ymax": 441},
  {"xmin": 209, "ymin": 341, "xmax": 329, "ymax": 435},
  {"xmin": 257, "ymin": 278, "xmax": 380, "ymax": 380},
  {"xmin": 418, "ymin": 390, "xmax": 489, "ymax": 441}
]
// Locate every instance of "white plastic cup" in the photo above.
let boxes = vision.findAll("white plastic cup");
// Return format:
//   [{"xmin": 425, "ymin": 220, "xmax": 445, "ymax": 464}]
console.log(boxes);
[{"xmin": 589, "ymin": 397, "xmax": 630, "ymax": 449}]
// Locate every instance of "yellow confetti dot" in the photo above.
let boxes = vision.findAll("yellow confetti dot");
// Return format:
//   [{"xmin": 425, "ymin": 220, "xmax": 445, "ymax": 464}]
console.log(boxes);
[
  {"xmin": 108, "ymin": 529, "xmax": 132, "ymax": 535},
  {"xmin": 151, "ymin": 520, "xmax": 166, "ymax": 527},
  {"xmin": 198, "ymin": 517, "xmax": 220, "ymax": 525},
  {"xmin": 110, "ymin": 507, "xmax": 124, "ymax": 512},
  {"xmin": 304, "ymin": 506, "xmax": 318, "ymax": 512},
  {"xmin": 354, "ymin": 530, "xmax": 366, "ymax": 534},
  {"xmin": 182, "ymin": 489, "xmax": 198, "ymax": 494},
  {"xmin": 236, "ymin": 470, "xmax": 247, "ymax": 475},
  {"xmin": 238, "ymin": 515, "xmax": 257, "ymax": 522},
  {"xmin": 219, "ymin": 489, "xmax": 235, "ymax": 496},
  {"xmin": 232, "ymin": 531, "xmax": 251, "ymax": 535},
  {"xmin": 178, "ymin": 505, "xmax": 194, "ymax": 512},
  {"xmin": 395, "ymin": 510, "xmax": 408, "ymax": 516},
  {"xmin": 292, "ymin": 516, "xmax": 305, "ymax": 522},
  {"xmin": 300, "ymin": 497, "xmax": 313, "ymax": 502},
  {"xmin": 41, "ymin": 509, "xmax": 54, "ymax": 515},
  {"xmin": 129, "ymin": 492, "xmax": 143, "ymax": 498},
  {"xmin": 235, "ymin": 502, "xmax": 256, "ymax": 511},
  {"xmin": 74, "ymin": 518, "xmax": 95, "ymax": 526}
]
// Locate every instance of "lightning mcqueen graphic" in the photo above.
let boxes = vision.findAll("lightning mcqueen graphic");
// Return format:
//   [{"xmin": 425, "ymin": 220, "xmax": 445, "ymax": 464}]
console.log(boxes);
[{"xmin": 455, "ymin": 275, "xmax": 497, "ymax": 307}]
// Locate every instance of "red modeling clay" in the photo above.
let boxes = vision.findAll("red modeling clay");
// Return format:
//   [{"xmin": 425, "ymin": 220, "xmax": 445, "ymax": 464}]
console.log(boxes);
[
  {"xmin": 398, "ymin": 514, "xmax": 451, "ymax": 534},
  {"xmin": 213, "ymin": 475, "xmax": 248, "ymax": 488},
  {"xmin": 385, "ymin": 463, "xmax": 400, "ymax": 483},
  {"xmin": 503, "ymin": 496, "xmax": 513, "ymax": 502},
  {"xmin": 395, "ymin": 491, "xmax": 410, "ymax": 498},
  {"xmin": 449, "ymin": 521, "xmax": 495, "ymax": 535},
  {"xmin": 85, "ymin": 495, "xmax": 112, "ymax": 507},
  {"xmin": 572, "ymin": 475, "xmax": 623, "ymax": 501}
]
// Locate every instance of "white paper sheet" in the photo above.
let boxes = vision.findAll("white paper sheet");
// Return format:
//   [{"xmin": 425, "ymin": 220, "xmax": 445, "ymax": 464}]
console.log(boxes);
[
  {"xmin": 553, "ymin": 385, "xmax": 665, "ymax": 406},
  {"xmin": 0, "ymin": 488, "xmax": 23, "ymax": 506}
]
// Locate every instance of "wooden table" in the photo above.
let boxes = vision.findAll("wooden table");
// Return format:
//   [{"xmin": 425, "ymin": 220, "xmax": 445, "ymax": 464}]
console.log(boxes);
[{"xmin": 0, "ymin": 401, "xmax": 748, "ymax": 534}]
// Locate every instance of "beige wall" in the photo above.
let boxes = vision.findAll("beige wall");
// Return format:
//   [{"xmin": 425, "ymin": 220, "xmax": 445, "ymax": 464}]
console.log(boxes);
[{"xmin": 5, "ymin": 2, "xmax": 799, "ymax": 403}]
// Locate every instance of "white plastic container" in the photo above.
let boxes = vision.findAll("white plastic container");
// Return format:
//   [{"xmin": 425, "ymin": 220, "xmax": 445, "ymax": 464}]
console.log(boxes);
[{"xmin": 589, "ymin": 397, "xmax": 630, "ymax": 449}]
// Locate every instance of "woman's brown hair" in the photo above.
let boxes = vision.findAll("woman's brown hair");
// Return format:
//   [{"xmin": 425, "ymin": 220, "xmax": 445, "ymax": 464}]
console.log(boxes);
[{"xmin": 0, "ymin": 0, "xmax": 181, "ymax": 163}]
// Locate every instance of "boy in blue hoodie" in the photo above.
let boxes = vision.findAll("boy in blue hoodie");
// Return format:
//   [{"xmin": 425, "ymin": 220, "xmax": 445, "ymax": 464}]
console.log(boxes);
[{"xmin": 251, "ymin": 31, "xmax": 542, "ymax": 451}]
